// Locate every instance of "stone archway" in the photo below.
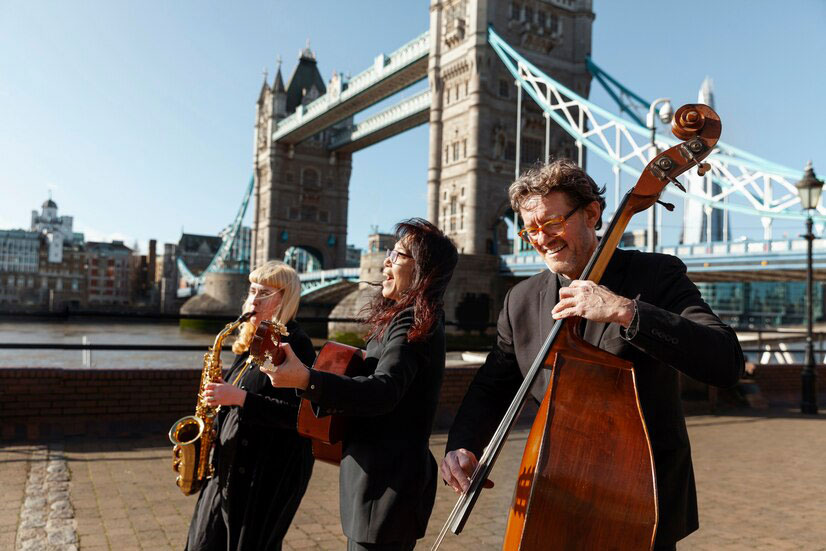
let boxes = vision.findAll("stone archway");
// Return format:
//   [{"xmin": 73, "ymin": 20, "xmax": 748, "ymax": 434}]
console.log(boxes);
[{"xmin": 284, "ymin": 245, "xmax": 324, "ymax": 273}]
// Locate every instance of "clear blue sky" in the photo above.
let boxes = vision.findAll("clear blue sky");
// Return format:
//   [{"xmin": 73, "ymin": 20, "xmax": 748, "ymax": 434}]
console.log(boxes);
[{"xmin": 1, "ymin": 0, "xmax": 824, "ymax": 254}]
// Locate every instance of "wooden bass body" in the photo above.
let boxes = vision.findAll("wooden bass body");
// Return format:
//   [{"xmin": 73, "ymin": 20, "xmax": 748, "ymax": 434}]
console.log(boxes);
[
  {"xmin": 504, "ymin": 321, "xmax": 657, "ymax": 550},
  {"xmin": 297, "ymin": 341, "xmax": 369, "ymax": 465}
]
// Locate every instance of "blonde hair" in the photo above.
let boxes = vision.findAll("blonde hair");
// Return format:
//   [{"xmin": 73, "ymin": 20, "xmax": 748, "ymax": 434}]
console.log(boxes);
[{"xmin": 232, "ymin": 261, "xmax": 301, "ymax": 354}]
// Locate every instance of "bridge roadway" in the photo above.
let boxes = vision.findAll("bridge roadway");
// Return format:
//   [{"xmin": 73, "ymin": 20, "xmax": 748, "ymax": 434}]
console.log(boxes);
[
  {"xmin": 503, "ymin": 237, "xmax": 826, "ymax": 281},
  {"xmin": 3, "ymin": 409, "xmax": 823, "ymax": 550},
  {"xmin": 272, "ymin": 31, "xmax": 428, "ymax": 146},
  {"xmin": 300, "ymin": 238, "xmax": 826, "ymax": 299}
]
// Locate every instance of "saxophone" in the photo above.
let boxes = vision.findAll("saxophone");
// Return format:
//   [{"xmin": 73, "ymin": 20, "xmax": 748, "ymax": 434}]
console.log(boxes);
[{"xmin": 168, "ymin": 311, "xmax": 253, "ymax": 496}]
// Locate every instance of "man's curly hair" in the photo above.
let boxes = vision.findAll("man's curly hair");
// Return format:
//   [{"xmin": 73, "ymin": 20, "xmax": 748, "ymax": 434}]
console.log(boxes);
[{"xmin": 508, "ymin": 159, "xmax": 607, "ymax": 230}]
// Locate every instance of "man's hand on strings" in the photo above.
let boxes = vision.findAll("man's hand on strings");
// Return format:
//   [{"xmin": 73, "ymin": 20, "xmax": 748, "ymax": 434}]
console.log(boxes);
[{"xmin": 552, "ymin": 280, "xmax": 635, "ymax": 328}]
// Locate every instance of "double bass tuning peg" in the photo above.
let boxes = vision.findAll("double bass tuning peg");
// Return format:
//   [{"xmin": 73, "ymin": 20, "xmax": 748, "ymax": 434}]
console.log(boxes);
[
  {"xmin": 697, "ymin": 162, "xmax": 711, "ymax": 177},
  {"xmin": 656, "ymin": 200, "xmax": 675, "ymax": 212}
]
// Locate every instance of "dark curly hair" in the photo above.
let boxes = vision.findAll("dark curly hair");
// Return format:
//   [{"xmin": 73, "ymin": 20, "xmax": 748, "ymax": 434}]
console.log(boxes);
[{"xmin": 362, "ymin": 218, "xmax": 458, "ymax": 343}]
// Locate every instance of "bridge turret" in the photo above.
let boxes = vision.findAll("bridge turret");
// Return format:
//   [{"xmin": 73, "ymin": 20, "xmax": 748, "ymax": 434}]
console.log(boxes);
[
  {"xmin": 428, "ymin": 0, "xmax": 594, "ymax": 255},
  {"xmin": 252, "ymin": 42, "xmax": 351, "ymax": 272},
  {"xmin": 285, "ymin": 42, "xmax": 326, "ymax": 115},
  {"xmin": 273, "ymin": 59, "xmax": 287, "ymax": 118},
  {"xmin": 256, "ymin": 69, "xmax": 270, "ymax": 106}
]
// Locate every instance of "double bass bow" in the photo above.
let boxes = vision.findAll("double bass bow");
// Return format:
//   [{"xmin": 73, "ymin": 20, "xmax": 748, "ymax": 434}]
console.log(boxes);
[{"xmin": 432, "ymin": 104, "xmax": 721, "ymax": 550}]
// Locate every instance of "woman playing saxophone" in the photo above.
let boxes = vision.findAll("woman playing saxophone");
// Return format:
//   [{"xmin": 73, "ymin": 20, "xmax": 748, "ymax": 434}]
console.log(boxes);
[{"xmin": 185, "ymin": 261, "xmax": 316, "ymax": 551}]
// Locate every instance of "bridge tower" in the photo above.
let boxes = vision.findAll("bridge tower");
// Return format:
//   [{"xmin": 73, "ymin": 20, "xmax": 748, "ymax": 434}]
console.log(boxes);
[
  {"xmin": 252, "ymin": 47, "xmax": 352, "ymax": 270},
  {"xmin": 427, "ymin": 0, "xmax": 594, "ymax": 254}
]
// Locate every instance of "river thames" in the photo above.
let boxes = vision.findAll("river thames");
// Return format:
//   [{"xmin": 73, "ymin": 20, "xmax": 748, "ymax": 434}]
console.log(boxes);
[{"xmin": 0, "ymin": 320, "xmax": 235, "ymax": 370}]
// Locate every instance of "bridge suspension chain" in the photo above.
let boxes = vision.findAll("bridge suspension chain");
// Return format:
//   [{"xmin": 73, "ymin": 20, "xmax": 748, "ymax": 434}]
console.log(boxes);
[
  {"xmin": 488, "ymin": 26, "xmax": 824, "ymax": 241},
  {"xmin": 177, "ymin": 174, "xmax": 255, "ymax": 288}
]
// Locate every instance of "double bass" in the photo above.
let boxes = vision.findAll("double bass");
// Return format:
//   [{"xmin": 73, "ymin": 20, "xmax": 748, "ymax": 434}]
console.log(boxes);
[{"xmin": 433, "ymin": 104, "xmax": 721, "ymax": 550}]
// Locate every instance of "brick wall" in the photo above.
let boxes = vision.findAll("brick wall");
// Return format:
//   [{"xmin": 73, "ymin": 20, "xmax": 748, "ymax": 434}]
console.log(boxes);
[
  {"xmin": 0, "ymin": 365, "xmax": 489, "ymax": 441},
  {"xmin": 751, "ymin": 364, "xmax": 826, "ymax": 407},
  {"xmin": 0, "ymin": 368, "xmax": 200, "ymax": 441},
  {"xmin": 4, "ymin": 364, "xmax": 819, "ymax": 441}
]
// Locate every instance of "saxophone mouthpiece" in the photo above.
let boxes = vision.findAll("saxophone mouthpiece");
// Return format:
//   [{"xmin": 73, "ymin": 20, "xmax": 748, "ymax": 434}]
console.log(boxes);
[{"xmin": 240, "ymin": 311, "xmax": 255, "ymax": 322}]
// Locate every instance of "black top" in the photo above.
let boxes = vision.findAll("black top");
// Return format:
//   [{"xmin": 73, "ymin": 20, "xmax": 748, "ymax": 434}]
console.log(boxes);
[
  {"xmin": 446, "ymin": 249, "xmax": 744, "ymax": 546},
  {"xmin": 302, "ymin": 307, "xmax": 446, "ymax": 544},
  {"xmin": 186, "ymin": 320, "xmax": 317, "ymax": 551}
]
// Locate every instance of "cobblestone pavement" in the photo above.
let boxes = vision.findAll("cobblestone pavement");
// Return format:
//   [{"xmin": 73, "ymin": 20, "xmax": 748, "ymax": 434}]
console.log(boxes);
[{"xmin": 1, "ymin": 410, "xmax": 824, "ymax": 550}]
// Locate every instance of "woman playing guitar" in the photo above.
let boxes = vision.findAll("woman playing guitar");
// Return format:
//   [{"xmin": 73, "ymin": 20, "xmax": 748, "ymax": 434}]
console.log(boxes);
[{"xmin": 263, "ymin": 218, "xmax": 458, "ymax": 551}]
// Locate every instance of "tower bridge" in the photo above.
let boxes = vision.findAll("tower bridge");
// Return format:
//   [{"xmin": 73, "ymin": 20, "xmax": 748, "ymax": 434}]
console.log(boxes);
[
  {"xmin": 181, "ymin": 0, "xmax": 823, "ymax": 328},
  {"xmin": 272, "ymin": 32, "xmax": 429, "ymax": 146}
]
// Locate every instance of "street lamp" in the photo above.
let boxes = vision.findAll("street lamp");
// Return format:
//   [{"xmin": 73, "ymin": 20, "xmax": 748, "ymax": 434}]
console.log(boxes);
[
  {"xmin": 646, "ymin": 98, "xmax": 673, "ymax": 252},
  {"xmin": 795, "ymin": 161, "xmax": 823, "ymax": 415}
]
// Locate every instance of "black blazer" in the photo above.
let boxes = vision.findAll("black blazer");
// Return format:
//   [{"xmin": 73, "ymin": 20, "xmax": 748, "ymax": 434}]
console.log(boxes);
[
  {"xmin": 446, "ymin": 249, "xmax": 744, "ymax": 545},
  {"xmin": 302, "ymin": 307, "xmax": 445, "ymax": 544}
]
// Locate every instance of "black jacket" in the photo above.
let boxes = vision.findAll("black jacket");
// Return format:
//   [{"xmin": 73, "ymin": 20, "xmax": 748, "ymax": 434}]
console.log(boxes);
[
  {"xmin": 186, "ymin": 320, "xmax": 317, "ymax": 551},
  {"xmin": 302, "ymin": 307, "xmax": 445, "ymax": 544},
  {"xmin": 446, "ymin": 249, "xmax": 744, "ymax": 545}
]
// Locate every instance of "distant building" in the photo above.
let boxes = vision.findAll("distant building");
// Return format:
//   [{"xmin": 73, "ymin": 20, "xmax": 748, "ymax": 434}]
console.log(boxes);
[
  {"xmin": 0, "ymin": 230, "xmax": 42, "ymax": 305},
  {"xmin": 129, "ymin": 239, "xmax": 158, "ymax": 305},
  {"xmin": 620, "ymin": 229, "xmax": 655, "ymax": 249},
  {"xmin": 86, "ymin": 240, "xmax": 132, "ymax": 305},
  {"xmin": 681, "ymin": 78, "xmax": 729, "ymax": 245},
  {"xmin": 30, "ymin": 198, "xmax": 83, "ymax": 263},
  {"xmin": 345, "ymin": 244, "xmax": 362, "ymax": 267},
  {"xmin": 37, "ymin": 235, "xmax": 87, "ymax": 310},
  {"xmin": 158, "ymin": 242, "xmax": 182, "ymax": 313},
  {"xmin": 178, "ymin": 233, "xmax": 222, "ymax": 276},
  {"xmin": 0, "ymin": 230, "xmax": 40, "ymax": 273},
  {"xmin": 0, "ymin": 197, "xmax": 88, "ymax": 309},
  {"xmin": 366, "ymin": 233, "xmax": 395, "ymax": 254}
]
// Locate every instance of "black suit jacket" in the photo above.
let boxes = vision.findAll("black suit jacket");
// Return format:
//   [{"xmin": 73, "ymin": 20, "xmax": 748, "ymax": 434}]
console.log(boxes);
[
  {"xmin": 302, "ymin": 308, "xmax": 445, "ymax": 544},
  {"xmin": 446, "ymin": 249, "xmax": 744, "ymax": 545}
]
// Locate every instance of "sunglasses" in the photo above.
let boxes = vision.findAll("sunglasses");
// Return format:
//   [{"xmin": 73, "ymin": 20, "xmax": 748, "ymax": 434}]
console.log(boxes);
[{"xmin": 517, "ymin": 204, "xmax": 582, "ymax": 244}]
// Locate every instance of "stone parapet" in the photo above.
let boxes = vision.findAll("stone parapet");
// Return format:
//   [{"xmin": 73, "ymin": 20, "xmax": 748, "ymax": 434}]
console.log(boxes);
[{"xmin": 0, "ymin": 363, "xmax": 486, "ymax": 442}]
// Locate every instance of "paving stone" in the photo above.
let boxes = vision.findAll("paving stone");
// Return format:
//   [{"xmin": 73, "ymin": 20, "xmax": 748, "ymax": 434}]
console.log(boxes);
[{"xmin": 3, "ymin": 409, "xmax": 822, "ymax": 550}]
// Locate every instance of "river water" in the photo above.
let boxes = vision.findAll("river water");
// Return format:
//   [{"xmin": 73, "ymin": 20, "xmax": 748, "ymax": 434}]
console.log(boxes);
[
  {"xmin": 0, "ymin": 320, "xmax": 236, "ymax": 370},
  {"xmin": 1, "ymin": 321, "xmax": 816, "ymax": 369}
]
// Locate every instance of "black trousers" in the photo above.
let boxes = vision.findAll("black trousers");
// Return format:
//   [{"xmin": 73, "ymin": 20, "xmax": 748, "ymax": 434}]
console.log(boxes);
[{"xmin": 346, "ymin": 540, "xmax": 415, "ymax": 551}]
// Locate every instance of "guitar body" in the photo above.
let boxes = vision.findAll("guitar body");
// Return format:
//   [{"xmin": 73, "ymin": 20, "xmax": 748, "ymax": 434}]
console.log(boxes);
[{"xmin": 297, "ymin": 341, "xmax": 369, "ymax": 465}]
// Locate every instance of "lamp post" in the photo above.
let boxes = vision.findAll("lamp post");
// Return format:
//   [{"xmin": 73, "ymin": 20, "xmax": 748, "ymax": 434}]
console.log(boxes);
[
  {"xmin": 646, "ymin": 98, "xmax": 673, "ymax": 252},
  {"xmin": 795, "ymin": 161, "xmax": 823, "ymax": 415}
]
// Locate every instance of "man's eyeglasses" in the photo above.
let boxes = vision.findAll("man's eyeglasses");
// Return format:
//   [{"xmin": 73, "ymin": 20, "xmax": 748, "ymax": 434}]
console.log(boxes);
[
  {"xmin": 517, "ymin": 205, "xmax": 582, "ymax": 244},
  {"xmin": 385, "ymin": 249, "xmax": 414, "ymax": 264}
]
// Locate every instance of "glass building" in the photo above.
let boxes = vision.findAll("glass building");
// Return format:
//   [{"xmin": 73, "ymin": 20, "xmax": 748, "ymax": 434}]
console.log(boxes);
[{"xmin": 696, "ymin": 281, "xmax": 825, "ymax": 328}]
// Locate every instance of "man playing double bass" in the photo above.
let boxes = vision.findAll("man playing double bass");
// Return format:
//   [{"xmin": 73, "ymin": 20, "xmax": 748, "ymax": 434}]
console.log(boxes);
[{"xmin": 441, "ymin": 159, "xmax": 744, "ymax": 550}]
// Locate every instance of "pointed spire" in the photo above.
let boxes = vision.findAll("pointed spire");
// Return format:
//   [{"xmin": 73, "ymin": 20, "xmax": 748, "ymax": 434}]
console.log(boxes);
[
  {"xmin": 698, "ymin": 76, "xmax": 715, "ymax": 109},
  {"xmin": 273, "ymin": 55, "xmax": 285, "ymax": 93},
  {"xmin": 299, "ymin": 38, "xmax": 315, "ymax": 61},
  {"xmin": 257, "ymin": 66, "xmax": 271, "ymax": 104}
]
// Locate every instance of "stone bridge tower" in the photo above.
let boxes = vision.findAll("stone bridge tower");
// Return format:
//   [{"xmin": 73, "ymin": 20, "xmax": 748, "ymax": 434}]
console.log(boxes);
[
  {"xmin": 427, "ymin": 0, "xmax": 594, "ymax": 255},
  {"xmin": 252, "ymin": 47, "xmax": 352, "ymax": 270}
]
